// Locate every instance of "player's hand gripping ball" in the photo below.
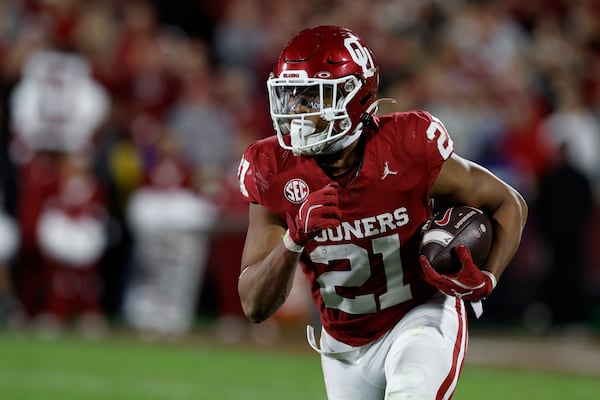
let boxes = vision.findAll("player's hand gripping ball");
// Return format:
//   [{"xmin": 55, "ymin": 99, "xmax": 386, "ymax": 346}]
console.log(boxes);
[{"xmin": 419, "ymin": 206, "xmax": 492, "ymax": 274}]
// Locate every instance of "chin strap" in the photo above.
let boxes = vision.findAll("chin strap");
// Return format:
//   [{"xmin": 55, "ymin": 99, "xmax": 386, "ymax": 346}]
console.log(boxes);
[
  {"xmin": 360, "ymin": 98, "xmax": 397, "ymax": 122},
  {"xmin": 320, "ymin": 98, "xmax": 399, "ymax": 156}
]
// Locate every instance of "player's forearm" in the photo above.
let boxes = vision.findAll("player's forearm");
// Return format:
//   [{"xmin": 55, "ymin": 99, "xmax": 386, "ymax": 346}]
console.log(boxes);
[
  {"xmin": 484, "ymin": 190, "xmax": 528, "ymax": 280},
  {"xmin": 238, "ymin": 243, "xmax": 300, "ymax": 323}
]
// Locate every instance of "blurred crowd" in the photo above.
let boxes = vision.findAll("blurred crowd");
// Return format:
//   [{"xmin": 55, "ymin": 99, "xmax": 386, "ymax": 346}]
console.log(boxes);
[{"xmin": 0, "ymin": 0, "xmax": 599, "ymax": 340}]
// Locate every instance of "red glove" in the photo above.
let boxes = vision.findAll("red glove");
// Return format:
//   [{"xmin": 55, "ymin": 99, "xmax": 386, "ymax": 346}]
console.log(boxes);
[
  {"xmin": 419, "ymin": 244, "xmax": 497, "ymax": 302},
  {"xmin": 283, "ymin": 185, "xmax": 342, "ymax": 252}
]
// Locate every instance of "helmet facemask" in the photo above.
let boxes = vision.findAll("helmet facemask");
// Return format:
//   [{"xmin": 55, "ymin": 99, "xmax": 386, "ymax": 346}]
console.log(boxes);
[{"xmin": 267, "ymin": 71, "xmax": 363, "ymax": 156}]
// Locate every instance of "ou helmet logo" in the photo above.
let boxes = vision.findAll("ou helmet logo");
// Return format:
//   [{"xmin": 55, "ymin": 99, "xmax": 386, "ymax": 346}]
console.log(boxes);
[
  {"xmin": 344, "ymin": 37, "xmax": 376, "ymax": 78},
  {"xmin": 284, "ymin": 179, "xmax": 309, "ymax": 204}
]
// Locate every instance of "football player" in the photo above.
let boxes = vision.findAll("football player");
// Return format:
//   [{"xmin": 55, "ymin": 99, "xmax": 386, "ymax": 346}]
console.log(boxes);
[{"xmin": 237, "ymin": 26, "xmax": 527, "ymax": 399}]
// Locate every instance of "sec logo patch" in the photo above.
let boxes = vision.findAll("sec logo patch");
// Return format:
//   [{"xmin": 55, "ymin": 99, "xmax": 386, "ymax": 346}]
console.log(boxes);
[{"xmin": 284, "ymin": 179, "xmax": 309, "ymax": 204}]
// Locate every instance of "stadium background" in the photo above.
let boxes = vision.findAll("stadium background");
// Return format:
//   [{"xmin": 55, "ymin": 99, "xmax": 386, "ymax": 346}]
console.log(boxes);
[{"xmin": 0, "ymin": 0, "xmax": 599, "ymax": 380}]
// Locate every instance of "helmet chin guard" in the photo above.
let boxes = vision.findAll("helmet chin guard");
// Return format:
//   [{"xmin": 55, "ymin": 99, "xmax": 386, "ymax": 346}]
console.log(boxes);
[
  {"xmin": 289, "ymin": 119, "xmax": 318, "ymax": 155},
  {"xmin": 268, "ymin": 26, "xmax": 379, "ymax": 156},
  {"xmin": 268, "ymin": 72, "xmax": 364, "ymax": 155}
]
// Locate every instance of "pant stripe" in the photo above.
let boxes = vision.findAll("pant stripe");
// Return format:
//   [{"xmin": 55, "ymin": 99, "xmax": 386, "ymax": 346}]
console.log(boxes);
[{"xmin": 437, "ymin": 298, "xmax": 468, "ymax": 400}]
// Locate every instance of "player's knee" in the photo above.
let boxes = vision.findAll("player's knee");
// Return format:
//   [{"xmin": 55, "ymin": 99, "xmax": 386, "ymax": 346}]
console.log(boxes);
[
  {"xmin": 386, "ymin": 365, "xmax": 435, "ymax": 399},
  {"xmin": 386, "ymin": 391, "xmax": 431, "ymax": 400},
  {"xmin": 326, "ymin": 385, "xmax": 364, "ymax": 400}
]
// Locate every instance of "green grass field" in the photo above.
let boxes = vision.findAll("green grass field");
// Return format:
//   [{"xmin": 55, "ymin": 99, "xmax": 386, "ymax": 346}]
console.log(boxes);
[{"xmin": 0, "ymin": 331, "xmax": 598, "ymax": 399}]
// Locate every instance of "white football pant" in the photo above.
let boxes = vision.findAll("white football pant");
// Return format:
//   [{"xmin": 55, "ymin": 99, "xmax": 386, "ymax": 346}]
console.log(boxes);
[{"xmin": 315, "ymin": 293, "xmax": 467, "ymax": 399}]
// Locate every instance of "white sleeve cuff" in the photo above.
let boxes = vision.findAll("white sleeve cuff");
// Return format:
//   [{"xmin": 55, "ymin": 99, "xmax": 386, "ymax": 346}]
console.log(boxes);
[
  {"xmin": 282, "ymin": 230, "xmax": 304, "ymax": 253},
  {"xmin": 481, "ymin": 270, "xmax": 497, "ymax": 289}
]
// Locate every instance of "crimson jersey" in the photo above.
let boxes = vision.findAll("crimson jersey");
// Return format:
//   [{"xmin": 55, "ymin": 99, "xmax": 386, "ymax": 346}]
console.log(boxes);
[{"xmin": 238, "ymin": 110, "xmax": 454, "ymax": 346}]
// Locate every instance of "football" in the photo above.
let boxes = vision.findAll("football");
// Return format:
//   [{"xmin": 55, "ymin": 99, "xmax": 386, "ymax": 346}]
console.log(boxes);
[{"xmin": 419, "ymin": 206, "xmax": 493, "ymax": 274}]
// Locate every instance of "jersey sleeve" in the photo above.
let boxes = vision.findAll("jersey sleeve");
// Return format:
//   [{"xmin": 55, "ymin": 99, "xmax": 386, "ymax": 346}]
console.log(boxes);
[
  {"xmin": 237, "ymin": 143, "xmax": 262, "ymax": 204},
  {"xmin": 414, "ymin": 110, "xmax": 454, "ymax": 187}
]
